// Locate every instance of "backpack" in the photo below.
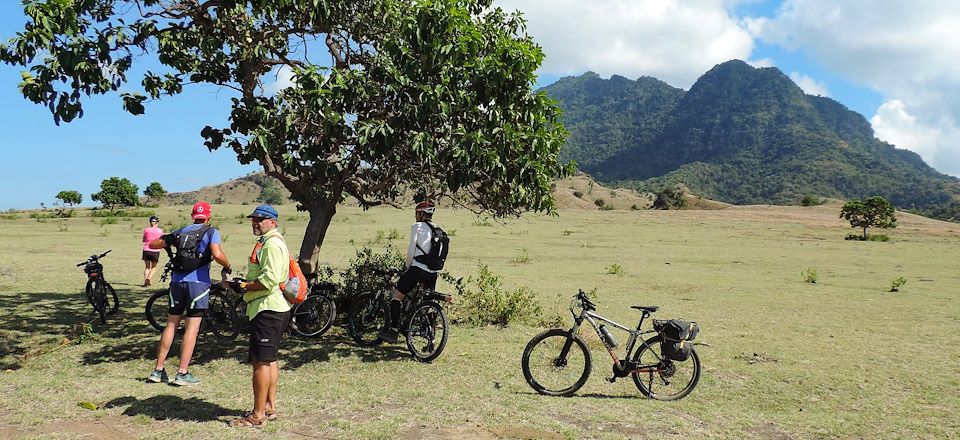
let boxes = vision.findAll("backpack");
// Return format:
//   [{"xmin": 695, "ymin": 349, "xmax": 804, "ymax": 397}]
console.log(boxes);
[
  {"xmin": 251, "ymin": 235, "xmax": 308, "ymax": 304},
  {"xmin": 168, "ymin": 225, "xmax": 214, "ymax": 273},
  {"xmin": 654, "ymin": 319, "xmax": 700, "ymax": 362},
  {"xmin": 414, "ymin": 222, "xmax": 449, "ymax": 271}
]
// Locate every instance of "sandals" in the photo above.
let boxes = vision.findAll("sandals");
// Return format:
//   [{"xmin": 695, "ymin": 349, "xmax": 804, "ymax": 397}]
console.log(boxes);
[
  {"xmin": 240, "ymin": 409, "xmax": 278, "ymax": 421},
  {"xmin": 230, "ymin": 414, "xmax": 266, "ymax": 428}
]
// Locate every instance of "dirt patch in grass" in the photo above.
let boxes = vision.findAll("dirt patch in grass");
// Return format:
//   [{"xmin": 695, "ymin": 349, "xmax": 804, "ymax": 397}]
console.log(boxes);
[
  {"xmin": 749, "ymin": 422, "xmax": 796, "ymax": 440},
  {"xmin": 735, "ymin": 352, "xmax": 780, "ymax": 364},
  {"xmin": 0, "ymin": 417, "xmax": 133, "ymax": 440}
]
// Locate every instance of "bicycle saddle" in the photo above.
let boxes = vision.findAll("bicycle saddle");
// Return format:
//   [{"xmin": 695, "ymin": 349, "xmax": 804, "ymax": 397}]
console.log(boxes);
[{"xmin": 630, "ymin": 305, "xmax": 659, "ymax": 313}]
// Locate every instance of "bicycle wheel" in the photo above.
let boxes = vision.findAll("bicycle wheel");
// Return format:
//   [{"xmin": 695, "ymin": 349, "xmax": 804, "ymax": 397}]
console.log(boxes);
[
  {"xmin": 104, "ymin": 282, "xmax": 119, "ymax": 315},
  {"xmin": 631, "ymin": 335, "xmax": 701, "ymax": 401},
  {"xmin": 93, "ymin": 280, "xmax": 107, "ymax": 324},
  {"xmin": 405, "ymin": 302, "xmax": 449, "ymax": 363},
  {"xmin": 348, "ymin": 293, "xmax": 387, "ymax": 347},
  {"xmin": 290, "ymin": 293, "xmax": 336, "ymax": 338},
  {"xmin": 521, "ymin": 328, "xmax": 592, "ymax": 397},
  {"xmin": 145, "ymin": 290, "xmax": 169, "ymax": 332},
  {"xmin": 233, "ymin": 299, "xmax": 249, "ymax": 334},
  {"xmin": 205, "ymin": 291, "xmax": 239, "ymax": 340},
  {"xmin": 84, "ymin": 278, "xmax": 97, "ymax": 306}
]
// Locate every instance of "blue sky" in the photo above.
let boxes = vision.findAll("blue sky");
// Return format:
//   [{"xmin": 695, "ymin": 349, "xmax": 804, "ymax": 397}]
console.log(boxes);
[{"xmin": 2, "ymin": 1, "xmax": 957, "ymax": 209}]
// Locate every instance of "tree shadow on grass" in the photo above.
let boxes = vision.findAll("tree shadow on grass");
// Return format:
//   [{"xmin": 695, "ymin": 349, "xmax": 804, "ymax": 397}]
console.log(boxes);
[{"xmin": 105, "ymin": 395, "xmax": 244, "ymax": 422}]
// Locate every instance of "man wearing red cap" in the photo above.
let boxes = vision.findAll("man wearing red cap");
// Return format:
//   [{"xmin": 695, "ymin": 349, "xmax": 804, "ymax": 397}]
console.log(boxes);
[{"xmin": 146, "ymin": 201, "xmax": 232, "ymax": 386}]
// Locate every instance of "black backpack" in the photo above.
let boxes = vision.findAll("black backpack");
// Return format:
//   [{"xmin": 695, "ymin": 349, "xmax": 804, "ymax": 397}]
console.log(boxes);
[
  {"xmin": 654, "ymin": 319, "xmax": 700, "ymax": 362},
  {"xmin": 414, "ymin": 222, "xmax": 449, "ymax": 271},
  {"xmin": 166, "ymin": 225, "xmax": 214, "ymax": 273}
]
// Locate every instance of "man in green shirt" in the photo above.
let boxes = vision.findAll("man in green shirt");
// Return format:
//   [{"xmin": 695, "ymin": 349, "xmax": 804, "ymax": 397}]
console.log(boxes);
[{"xmin": 230, "ymin": 204, "xmax": 291, "ymax": 428}]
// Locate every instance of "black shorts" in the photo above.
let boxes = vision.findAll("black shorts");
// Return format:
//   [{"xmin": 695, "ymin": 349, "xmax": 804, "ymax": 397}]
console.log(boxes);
[
  {"xmin": 142, "ymin": 250, "xmax": 160, "ymax": 262},
  {"xmin": 396, "ymin": 266, "xmax": 438, "ymax": 295},
  {"xmin": 249, "ymin": 310, "xmax": 291, "ymax": 363}
]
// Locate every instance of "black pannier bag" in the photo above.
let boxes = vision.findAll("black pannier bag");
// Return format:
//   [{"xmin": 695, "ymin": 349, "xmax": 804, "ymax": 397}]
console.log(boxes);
[{"xmin": 654, "ymin": 319, "xmax": 700, "ymax": 362}]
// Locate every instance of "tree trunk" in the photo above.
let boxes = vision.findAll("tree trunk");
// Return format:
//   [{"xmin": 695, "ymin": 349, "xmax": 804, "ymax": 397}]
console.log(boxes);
[
  {"xmin": 862, "ymin": 226, "xmax": 868, "ymax": 240},
  {"xmin": 297, "ymin": 200, "xmax": 338, "ymax": 274}
]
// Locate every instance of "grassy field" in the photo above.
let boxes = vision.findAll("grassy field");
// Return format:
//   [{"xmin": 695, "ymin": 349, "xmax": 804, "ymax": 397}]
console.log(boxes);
[{"xmin": 0, "ymin": 203, "xmax": 958, "ymax": 439}]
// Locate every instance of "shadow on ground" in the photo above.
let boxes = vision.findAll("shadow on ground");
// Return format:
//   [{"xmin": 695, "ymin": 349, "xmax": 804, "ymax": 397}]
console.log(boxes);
[{"xmin": 105, "ymin": 395, "xmax": 244, "ymax": 422}]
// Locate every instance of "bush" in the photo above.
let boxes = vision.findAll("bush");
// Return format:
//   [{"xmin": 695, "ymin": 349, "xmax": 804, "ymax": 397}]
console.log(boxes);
[
  {"xmin": 337, "ymin": 246, "xmax": 404, "ymax": 305},
  {"xmin": 594, "ymin": 198, "xmax": 605, "ymax": 208},
  {"xmin": 451, "ymin": 264, "xmax": 542, "ymax": 327},
  {"xmin": 890, "ymin": 276, "xmax": 907, "ymax": 292},
  {"xmin": 89, "ymin": 208, "xmax": 156, "ymax": 218},
  {"xmin": 630, "ymin": 204, "xmax": 640, "ymax": 211},
  {"xmin": 0, "ymin": 214, "xmax": 18, "ymax": 220},
  {"xmin": 606, "ymin": 263, "xmax": 623, "ymax": 275},
  {"xmin": 511, "ymin": 248, "xmax": 531, "ymax": 264},
  {"xmin": 28, "ymin": 212, "xmax": 54, "ymax": 219},
  {"xmin": 845, "ymin": 233, "xmax": 890, "ymax": 242},
  {"xmin": 800, "ymin": 195, "xmax": 821, "ymax": 206},
  {"xmin": 600, "ymin": 204, "xmax": 614, "ymax": 211},
  {"xmin": 801, "ymin": 268, "xmax": 818, "ymax": 284},
  {"xmin": 573, "ymin": 191, "xmax": 584, "ymax": 199}
]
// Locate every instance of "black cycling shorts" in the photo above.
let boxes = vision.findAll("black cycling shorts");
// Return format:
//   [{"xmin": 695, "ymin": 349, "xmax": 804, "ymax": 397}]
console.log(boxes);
[
  {"xmin": 249, "ymin": 310, "xmax": 291, "ymax": 363},
  {"xmin": 396, "ymin": 266, "xmax": 438, "ymax": 295},
  {"xmin": 142, "ymin": 250, "xmax": 160, "ymax": 262}
]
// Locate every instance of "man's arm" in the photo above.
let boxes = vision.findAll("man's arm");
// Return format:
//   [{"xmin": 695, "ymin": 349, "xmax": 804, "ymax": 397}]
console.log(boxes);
[
  {"xmin": 148, "ymin": 238, "xmax": 166, "ymax": 249},
  {"xmin": 209, "ymin": 243, "xmax": 231, "ymax": 273},
  {"xmin": 242, "ymin": 240, "xmax": 285, "ymax": 301},
  {"xmin": 405, "ymin": 224, "xmax": 419, "ymax": 269}
]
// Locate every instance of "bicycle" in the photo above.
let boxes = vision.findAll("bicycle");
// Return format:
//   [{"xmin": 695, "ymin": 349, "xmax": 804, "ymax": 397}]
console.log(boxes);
[
  {"xmin": 224, "ymin": 271, "xmax": 338, "ymax": 338},
  {"xmin": 144, "ymin": 262, "xmax": 240, "ymax": 340},
  {"xmin": 76, "ymin": 250, "xmax": 119, "ymax": 324},
  {"xmin": 347, "ymin": 268, "xmax": 452, "ymax": 362},
  {"xmin": 521, "ymin": 290, "xmax": 701, "ymax": 400}
]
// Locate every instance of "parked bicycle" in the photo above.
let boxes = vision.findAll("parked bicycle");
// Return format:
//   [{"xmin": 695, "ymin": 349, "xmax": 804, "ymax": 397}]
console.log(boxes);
[
  {"xmin": 225, "ymin": 271, "xmax": 338, "ymax": 338},
  {"xmin": 76, "ymin": 250, "xmax": 119, "ymax": 324},
  {"xmin": 521, "ymin": 290, "xmax": 702, "ymax": 400},
  {"xmin": 348, "ymin": 268, "xmax": 452, "ymax": 362},
  {"xmin": 144, "ymin": 261, "xmax": 239, "ymax": 340}
]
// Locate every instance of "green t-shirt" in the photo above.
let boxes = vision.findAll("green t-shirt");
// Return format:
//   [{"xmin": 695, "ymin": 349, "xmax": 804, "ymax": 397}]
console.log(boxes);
[{"xmin": 243, "ymin": 228, "xmax": 292, "ymax": 319}]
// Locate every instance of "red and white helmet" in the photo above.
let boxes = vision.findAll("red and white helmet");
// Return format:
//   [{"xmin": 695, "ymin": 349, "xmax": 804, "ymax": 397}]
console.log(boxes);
[{"xmin": 415, "ymin": 201, "xmax": 436, "ymax": 214}]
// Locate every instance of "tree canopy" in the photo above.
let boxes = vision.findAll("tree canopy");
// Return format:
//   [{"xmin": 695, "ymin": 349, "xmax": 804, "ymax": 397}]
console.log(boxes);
[
  {"xmin": 144, "ymin": 182, "xmax": 166, "ymax": 201},
  {"xmin": 91, "ymin": 177, "xmax": 139, "ymax": 210},
  {"xmin": 55, "ymin": 190, "xmax": 82, "ymax": 207},
  {"xmin": 840, "ymin": 196, "xmax": 897, "ymax": 239},
  {"xmin": 2, "ymin": 0, "xmax": 572, "ymax": 271}
]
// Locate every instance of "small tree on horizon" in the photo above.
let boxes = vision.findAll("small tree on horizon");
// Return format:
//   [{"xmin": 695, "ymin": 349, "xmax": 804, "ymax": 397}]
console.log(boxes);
[
  {"xmin": 144, "ymin": 182, "xmax": 167, "ymax": 204},
  {"xmin": 55, "ymin": 190, "xmax": 82, "ymax": 208},
  {"xmin": 91, "ymin": 177, "xmax": 139, "ymax": 210},
  {"xmin": 258, "ymin": 185, "xmax": 285, "ymax": 206},
  {"xmin": 840, "ymin": 196, "xmax": 897, "ymax": 239}
]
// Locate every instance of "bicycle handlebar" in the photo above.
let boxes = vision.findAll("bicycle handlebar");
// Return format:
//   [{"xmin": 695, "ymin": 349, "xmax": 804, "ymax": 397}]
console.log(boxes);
[
  {"xmin": 76, "ymin": 250, "xmax": 112, "ymax": 266},
  {"xmin": 576, "ymin": 289, "xmax": 597, "ymax": 312}
]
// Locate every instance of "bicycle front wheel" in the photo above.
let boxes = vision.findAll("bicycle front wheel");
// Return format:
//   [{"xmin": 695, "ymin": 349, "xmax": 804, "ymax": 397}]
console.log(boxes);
[
  {"xmin": 348, "ymin": 293, "xmax": 386, "ymax": 347},
  {"xmin": 521, "ymin": 328, "xmax": 591, "ymax": 397},
  {"xmin": 405, "ymin": 302, "xmax": 448, "ymax": 363},
  {"xmin": 145, "ymin": 290, "xmax": 169, "ymax": 332},
  {"xmin": 631, "ymin": 336, "xmax": 701, "ymax": 401},
  {"xmin": 93, "ymin": 280, "xmax": 107, "ymax": 324},
  {"xmin": 290, "ymin": 293, "xmax": 336, "ymax": 338},
  {"xmin": 104, "ymin": 282, "xmax": 119, "ymax": 316},
  {"xmin": 206, "ymin": 291, "xmax": 239, "ymax": 340}
]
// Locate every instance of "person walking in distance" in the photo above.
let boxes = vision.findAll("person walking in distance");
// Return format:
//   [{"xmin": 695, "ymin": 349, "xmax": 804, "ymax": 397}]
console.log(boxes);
[
  {"xmin": 147, "ymin": 202, "xmax": 232, "ymax": 386},
  {"xmin": 141, "ymin": 216, "xmax": 163, "ymax": 287},
  {"xmin": 230, "ymin": 204, "xmax": 291, "ymax": 428}
]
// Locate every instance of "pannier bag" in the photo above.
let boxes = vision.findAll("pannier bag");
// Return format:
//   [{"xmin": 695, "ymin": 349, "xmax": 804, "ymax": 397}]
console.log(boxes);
[{"xmin": 654, "ymin": 319, "xmax": 700, "ymax": 362}]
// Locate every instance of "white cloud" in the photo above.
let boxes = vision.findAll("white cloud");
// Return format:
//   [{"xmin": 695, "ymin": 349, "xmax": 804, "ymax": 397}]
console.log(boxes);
[
  {"xmin": 497, "ymin": 0, "xmax": 757, "ymax": 88},
  {"xmin": 748, "ymin": 0, "xmax": 960, "ymax": 176},
  {"xmin": 788, "ymin": 71, "xmax": 829, "ymax": 96},
  {"xmin": 262, "ymin": 65, "xmax": 297, "ymax": 95}
]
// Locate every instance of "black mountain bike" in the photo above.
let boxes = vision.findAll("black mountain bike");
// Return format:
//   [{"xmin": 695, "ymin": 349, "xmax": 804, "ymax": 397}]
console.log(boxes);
[
  {"xmin": 226, "ymin": 272, "xmax": 338, "ymax": 338},
  {"xmin": 144, "ymin": 262, "xmax": 240, "ymax": 340},
  {"xmin": 521, "ymin": 290, "xmax": 702, "ymax": 400},
  {"xmin": 348, "ymin": 268, "xmax": 452, "ymax": 362},
  {"xmin": 76, "ymin": 250, "xmax": 118, "ymax": 324}
]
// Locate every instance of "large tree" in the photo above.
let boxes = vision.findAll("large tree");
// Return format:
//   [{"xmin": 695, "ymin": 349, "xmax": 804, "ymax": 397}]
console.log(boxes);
[
  {"xmin": 55, "ymin": 190, "xmax": 82, "ymax": 208},
  {"xmin": 91, "ymin": 177, "xmax": 139, "ymax": 210},
  {"xmin": 840, "ymin": 196, "xmax": 897, "ymax": 239},
  {"xmin": 2, "ymin": 0, "xmax": 571, "ymax": 272},
  {"xmin": 143, "ymin": 181, "xmax": 167, "ymax": 202}
]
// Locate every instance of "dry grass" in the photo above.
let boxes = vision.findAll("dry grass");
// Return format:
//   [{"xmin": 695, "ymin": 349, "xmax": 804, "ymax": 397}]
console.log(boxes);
[{"xmin": 0, "ymin": 203, "xmax": 958, "ymax": 439}]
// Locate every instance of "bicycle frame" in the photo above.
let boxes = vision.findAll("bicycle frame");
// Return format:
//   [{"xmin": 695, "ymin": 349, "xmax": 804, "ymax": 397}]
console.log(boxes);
[{"xmin": 567, "ymin": 300, "xmax": 663, "ymax": 376}]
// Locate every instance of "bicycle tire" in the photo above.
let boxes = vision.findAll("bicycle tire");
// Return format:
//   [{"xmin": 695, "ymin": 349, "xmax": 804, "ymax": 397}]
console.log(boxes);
[
  {"xmin": 290, "ymin": 293, "xmax": 336, "ymax": 338},
  {"xmin": 145, "ymin": 290, "xmax": 169, "ymax": 332},
  {"xmin": 405, "ymin": 301, "xmax": 449, "ymax": 363},
  {"xmin": 206, "ymin": 291, "xmax": 239, "ymax": 340},
  {"xmin": 104, "ymin": 282, "xmax": 119, "ymax": 315},
  {"xmin": 94, "ymin": 280, "xmax": 107, "ymax": 324},
  {"xmin": 630, "ymin": 335, "xmax": 701, "ymax": 401},
  {"xmin": 84, "ymin": 278, "xmax": 97, "ymax": 306},
  {"xmin": 348, "ymin": 293, "xmax": 387, "ymax": 347},
  {"xmin": 521, "ymin": 328, "xmax": 592, "ymax": 397}
]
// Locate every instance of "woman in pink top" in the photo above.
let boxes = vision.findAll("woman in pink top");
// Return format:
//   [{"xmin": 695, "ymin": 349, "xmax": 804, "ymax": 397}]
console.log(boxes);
[{"xmin": 142, "ymin": 216, "xmax": 164, "ymax": 287}]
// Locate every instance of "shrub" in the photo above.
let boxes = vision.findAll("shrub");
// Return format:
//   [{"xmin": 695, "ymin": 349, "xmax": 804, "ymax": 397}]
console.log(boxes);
[
  {"xmin": 573, "ymin": 191, "xmax": 584, "ymax": 199},
  {"xmin": 600, "ymin": 204, "xmax": 614, "ymax": 211},
  {"xmin": 594, "ymin": 198, "xmax": 605, "ymax": 208},
  {"xmin": 890, "ymin": 276, "xmax": 907, "ymax": 292},
  {"xmin": 511, "ymin": 248, "xmax": 531, "ymax": 264},
  {"xmin": 606, "ymin": 263, "xmax": 623, "ymax": 275},
  {"xmin": 0, "ymin": 214, "xmax": 18, "ymax": 220},
  {"xmin": 337, "ymin": 246, "xmax": 404, "ymax": 305},
  {"xmin": 100, "ymin": 218, "xmax": 119, "ymax": 225},
  {"xmin": 451, "ymin": 264, "xmax": 542, "ymax": 327},
  {"xmin": 801, "ymin": 268, "xmax": 818, "ymax": 284},
  {"xmin": 845, "ymin": 233, "xmax": 890, "ymax": 242},
  {"xmin": 29, "ymin": 212, "xmax": 54, "ymax": 219},
  {"xmin": 630, "ymin": 204, "xmax": 640, "ymax": 211},
  {"xmin": 800, "ymin": 195, "xmax": 821, "ymax": 206}
]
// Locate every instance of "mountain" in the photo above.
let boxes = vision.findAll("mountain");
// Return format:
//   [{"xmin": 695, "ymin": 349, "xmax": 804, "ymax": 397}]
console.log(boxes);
[{"xmin": 542, "ymin": 60, "xmax": 960, "ymax": 209}]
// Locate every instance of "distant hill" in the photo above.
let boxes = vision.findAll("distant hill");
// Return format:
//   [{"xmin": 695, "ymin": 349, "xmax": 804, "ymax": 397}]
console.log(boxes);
[
  {"xmin": 542, "ymin": 60, "xmax": 960, "ymax": 210},
  {"xmin": 164, "ymin": 173, "xmax": 290, "ymax": 206}
]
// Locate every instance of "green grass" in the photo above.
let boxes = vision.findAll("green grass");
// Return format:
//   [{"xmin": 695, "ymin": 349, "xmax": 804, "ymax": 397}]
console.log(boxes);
[{"xmin": 0, "ymin": 204, "xmax": 958, "ymax": 439}]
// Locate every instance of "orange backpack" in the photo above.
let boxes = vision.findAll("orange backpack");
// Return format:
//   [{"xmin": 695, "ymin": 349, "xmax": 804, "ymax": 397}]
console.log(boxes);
[{"xmin": 250, "ymin": 235, "xmax": 309, "ymax": 304}]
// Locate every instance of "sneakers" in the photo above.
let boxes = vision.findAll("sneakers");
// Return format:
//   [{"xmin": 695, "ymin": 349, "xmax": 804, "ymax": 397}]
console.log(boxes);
[
  {"xmin": 171, "ymin": 371, "xmax": 201, "ymax": 386},
  {"xmin": 148, "ymin": 369, "xmax": 168, "ymax": 383},
  {"xmin": 378, "ymin": 327, "xmax": 399, "ymax": 344}
]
